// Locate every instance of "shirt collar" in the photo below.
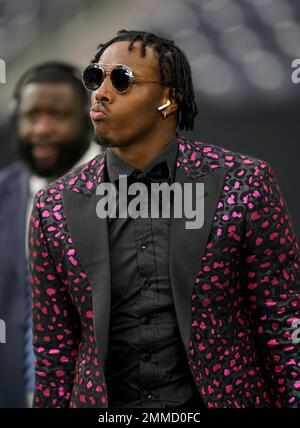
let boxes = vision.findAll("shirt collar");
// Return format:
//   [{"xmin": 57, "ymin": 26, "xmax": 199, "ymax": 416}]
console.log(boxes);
[{"xmin": 106, "ymin": 133, "xmax": 178, "ymax": 184}]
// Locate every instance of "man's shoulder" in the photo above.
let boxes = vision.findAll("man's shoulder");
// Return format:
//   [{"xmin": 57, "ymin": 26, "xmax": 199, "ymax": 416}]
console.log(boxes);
[
  {"xmin": 35, "ymin": 152, "xmax": 105, "ymax": 202},
  {"xmin": 0, "ymin": 161, "xmax": 28, "ymax": 190},
  {"xmin": 178, "ymin": 135, "xmax": 270, "ymax": 174}
]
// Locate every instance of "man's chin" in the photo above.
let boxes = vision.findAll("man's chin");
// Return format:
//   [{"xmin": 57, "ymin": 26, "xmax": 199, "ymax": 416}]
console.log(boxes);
[
  {"xmin": 94, "ymin": 134, "xmax": 121, "ymax": 149},
  {"xmin": 34, "ymin": 158, "xmax": 57, "ymax": 171},
  {"xmin": 28, "ymin": 162, "xmax": 60, "ymax": 179},
  {"xmin": 17, "ymin": 136, "xmax": 91, "ymax": 179},
  {"xmin": 94, "ymin": 135, "xmax": 108, "ymax": 147},
  {"xmin": 24, "ymin": 156, "xmax": 73, "ymax": 179}
]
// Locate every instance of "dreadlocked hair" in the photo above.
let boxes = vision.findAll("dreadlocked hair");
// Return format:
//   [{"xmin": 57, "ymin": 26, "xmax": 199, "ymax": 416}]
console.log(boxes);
[{"xmin": 91, "ymin": 29, "xmax": 198, "ymax": 131}]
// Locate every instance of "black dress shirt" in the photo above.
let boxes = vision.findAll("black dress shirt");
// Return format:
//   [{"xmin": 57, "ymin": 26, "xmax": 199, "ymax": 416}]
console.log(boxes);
[{"xmin": 105, "ymin": 135, "xmax": 204, "ymax": 408}]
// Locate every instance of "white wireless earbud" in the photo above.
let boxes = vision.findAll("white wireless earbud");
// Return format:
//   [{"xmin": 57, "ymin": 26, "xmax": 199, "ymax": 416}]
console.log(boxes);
[{"xmin": 157, "ymin": 99, "xmax": 171, "ymax": 111}]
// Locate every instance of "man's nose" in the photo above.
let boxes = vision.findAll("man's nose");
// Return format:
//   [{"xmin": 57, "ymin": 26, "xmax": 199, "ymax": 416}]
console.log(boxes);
[
  {"xmin": 94, "ymin": 76, "xmax": 113, "ymax": 103},
  {"xmin": 32, "ymin": 116, "xmax": 54, "ymax": 137}
]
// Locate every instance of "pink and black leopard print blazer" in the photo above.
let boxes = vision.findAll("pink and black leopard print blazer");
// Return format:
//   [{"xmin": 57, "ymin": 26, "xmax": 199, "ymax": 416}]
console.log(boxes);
[{"xmin": 28, "ymin": 135, "xmax": 300, "ymax": 408}]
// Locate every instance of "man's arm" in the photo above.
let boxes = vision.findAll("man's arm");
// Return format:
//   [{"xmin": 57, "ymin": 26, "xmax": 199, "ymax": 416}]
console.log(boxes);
[
  {"xmin": 242, "ymin": 161, "xmax": 300, "ymax": 407},
  {"xmin": 28, "ymin": 191, "xmax": 81, "ymax": 408}
]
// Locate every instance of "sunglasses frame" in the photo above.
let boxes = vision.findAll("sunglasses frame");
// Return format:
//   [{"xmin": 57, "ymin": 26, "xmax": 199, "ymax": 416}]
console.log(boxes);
[{"xmin": 82, "ymin": 63, "xmax": 166, "ymax": 94}]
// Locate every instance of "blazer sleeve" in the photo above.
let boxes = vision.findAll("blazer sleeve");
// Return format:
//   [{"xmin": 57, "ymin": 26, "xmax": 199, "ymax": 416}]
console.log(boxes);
[
  {"xmin": 28, "ymin": 191, "xmax": 81, "ymax": 408},
  {"xmin": 242, "ymin": 162, "xmax": 300, "ymax": 407}
]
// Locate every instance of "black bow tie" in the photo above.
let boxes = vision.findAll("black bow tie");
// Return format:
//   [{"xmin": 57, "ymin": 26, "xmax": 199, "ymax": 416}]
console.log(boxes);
[{"xmin": 114, "ymin": 161, "xmax": 171, "ymax": 189}]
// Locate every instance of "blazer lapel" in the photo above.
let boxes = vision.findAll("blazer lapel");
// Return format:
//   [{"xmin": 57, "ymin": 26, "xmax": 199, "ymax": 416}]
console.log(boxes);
[
  {"xmin": 62, "ymin": 162, "xmax": 111, "ymax": 371},
  {"xmin": 169, "ymin": 158, "xmax": 227, "ymax": 355}
]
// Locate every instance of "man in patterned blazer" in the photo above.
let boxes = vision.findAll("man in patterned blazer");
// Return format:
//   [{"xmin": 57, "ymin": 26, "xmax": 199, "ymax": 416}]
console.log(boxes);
[{"xmin": 28, "ymin": 30, "xmax": 300, "ymax": 408}]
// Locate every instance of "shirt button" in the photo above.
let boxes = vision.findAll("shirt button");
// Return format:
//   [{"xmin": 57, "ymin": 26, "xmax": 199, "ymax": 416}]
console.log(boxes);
[
  {"xmin": 143, "ymin": 279, "xmax": 151, "ymax": 288},
  {"xmin": 144, "ymin": 391, "xmax": 153, "ymax": 400},
  {"xmin": 142, "ymin": 316, "xmax": 151, "ymax": 325},
  {"xmin": 142, "ymin": 354, "xmax": 151, "ymax": 362},
  {"xmin": 141, "ymin": 243, "xmax": 147, "ymax": 250}
]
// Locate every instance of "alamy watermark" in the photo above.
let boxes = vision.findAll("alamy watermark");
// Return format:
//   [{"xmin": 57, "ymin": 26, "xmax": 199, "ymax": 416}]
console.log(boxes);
[
  {"xmin": 291, "ymin": 59, "xmax": 300, "ymax": 84},
  {"xmin": 291, "ymin": 318, "xmax": 300, "ymax": 344},
  {"xmin": 0, "ymin": 58, "xmax": 6, "ymax": 84},
  {"xmin": 95, "ymin": 176, "xmax": 205, "ymax": 229},
  {"xmin": 0, "ymin": 319, "xmax": 6, "ymax": 344}
]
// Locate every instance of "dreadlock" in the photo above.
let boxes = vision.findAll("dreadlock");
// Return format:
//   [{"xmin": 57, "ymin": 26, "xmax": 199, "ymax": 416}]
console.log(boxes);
[{"xmin": 91, "ymin": 29, "xmax": 198, "ymax": 131}]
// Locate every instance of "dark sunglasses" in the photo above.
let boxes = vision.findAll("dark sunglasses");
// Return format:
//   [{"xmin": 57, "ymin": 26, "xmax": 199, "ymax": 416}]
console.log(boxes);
[{"xmin": 82, "ymin": 63, "xmax": 166, "ymax": 94}]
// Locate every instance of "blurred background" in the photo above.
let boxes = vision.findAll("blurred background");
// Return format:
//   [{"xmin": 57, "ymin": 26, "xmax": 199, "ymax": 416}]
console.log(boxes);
[{"xmin": 0, "ymin": 0, "xmax": 299, "ymax": 238}]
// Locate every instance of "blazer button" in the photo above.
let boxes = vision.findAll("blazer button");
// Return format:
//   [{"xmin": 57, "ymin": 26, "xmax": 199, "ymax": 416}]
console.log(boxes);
[{"xmin": 144, "ymin": 391, "xmax": 153, "ymax": 400}]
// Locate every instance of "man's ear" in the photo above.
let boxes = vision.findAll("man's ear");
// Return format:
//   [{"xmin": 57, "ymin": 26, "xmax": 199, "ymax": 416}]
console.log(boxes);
[{"xmin": 158, "ymin": 87, "xmax": 179, "ymax": 117}]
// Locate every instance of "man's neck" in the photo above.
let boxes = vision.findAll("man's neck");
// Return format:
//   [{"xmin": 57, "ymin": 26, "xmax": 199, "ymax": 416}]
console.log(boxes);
[{"xmin": 110, "ymin": 128, "xmax": 176, "ymax": 170}]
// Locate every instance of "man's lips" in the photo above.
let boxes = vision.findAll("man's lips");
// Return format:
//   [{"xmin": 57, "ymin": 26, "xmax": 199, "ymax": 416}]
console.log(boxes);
[{"xmin": 90, "ymin": 104, "xmax": 109, "ymax": 121}]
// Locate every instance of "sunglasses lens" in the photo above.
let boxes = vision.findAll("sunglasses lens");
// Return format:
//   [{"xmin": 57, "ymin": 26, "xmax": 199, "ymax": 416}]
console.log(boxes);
[
  {"xmin": 82, "ymin": 65, "xmax": 104, "ymax": 90},
  {"xmin": 110, "ymin": 66, "xmax": 132, "ymax": 93}
]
